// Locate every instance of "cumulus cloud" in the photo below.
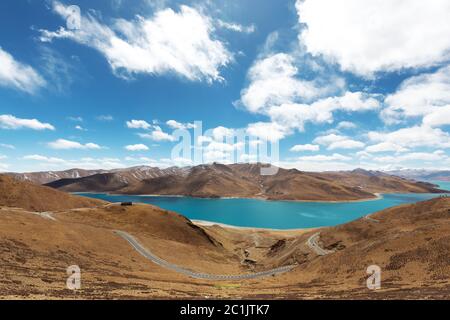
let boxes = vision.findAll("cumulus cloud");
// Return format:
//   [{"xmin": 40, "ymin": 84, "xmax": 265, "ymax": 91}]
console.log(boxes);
[
  {"xmin": 290, "ymin": 144, "xmax": 320, "ymax": 152},
  {"xmin": 210, "ymin": 126, "xmax": 235, "ymax": 141},
  {"xmin": 423, "ymin": 106, "xmax": 450, "ymax": 127},
  {"xmin": 296, "ymin": 0, "xmax": 450, "ymax": 76},
  {"xmin": 166, "ymin": 120, "xmax": 196, "ymax": 130},
  {"xmin": 382, "ymin": 65, "xmax": 450, "ymax": 124},
  {"xmin": 47, "ymin": 139, "xmax": 103, "ymax": 150},
  {"xmin": 139, "ymin": 126, "xmax": 176, "ymax": 142},
  {"xmin": 0, "ymin": 47, "xmax": 45, "ymax": 93},
  {"xmin": 239, "ymin": 53, "xmax": 324, "ymax": 113},
  {"xmin": 0, "ymin": 114, "xmax": 55, "ymax": 130},
  {"xmin": 373, "ymin": 151, "xmax": 447, "ymax": 163},
  {"xmin": 297, "ymin": 153, "xmax": 351, "ymax": 162},
  {"xmin": 40, "ymin": 2, "xmax": 232, "ymax": 82},
  {"xmin": 125, "ymin": 144, "xmax": 149, "ymax": 151},
  {"xmin": 365, "ymin": 142, "xmax": 409, "ymax": 153},
  {"xmin": 368, "ymin": 125, "xmax": 450, "ymax": 149},
  {"xmin": 313, "ymin": 133, "xmax": 364, "ymax": 150},
  {"xmin": 268, "ymin": 91, "xmax": 380, "ymax": 132},
  {"xmin": 126, "ymin": 119, "xmax": 152, "ymax": 130},
  {"xmin": 202, "ymin": 140, "xmax": 244, "ymax": 164},
  {"xmin": 337, "ymin": 121, "xmax": 357, "ymax": 130},
  {"xmin": 246, "ymin": 122, "xmax": 289, "ymax": 142}
]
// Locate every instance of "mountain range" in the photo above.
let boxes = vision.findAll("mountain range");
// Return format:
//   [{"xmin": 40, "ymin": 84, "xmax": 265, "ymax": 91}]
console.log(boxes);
[
  {"xmin": 385, "ymin": 169, "xmax": 450, "ymax": 182},
  {"xmin": 6, "ymin": 163, "xmax": 444, "ymax": 201}
]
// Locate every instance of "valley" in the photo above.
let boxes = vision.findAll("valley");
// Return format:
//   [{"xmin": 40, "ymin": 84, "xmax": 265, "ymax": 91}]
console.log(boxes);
[{"xmin": 0, "ymin": 174, "xmax": 449, "ymax": 299}]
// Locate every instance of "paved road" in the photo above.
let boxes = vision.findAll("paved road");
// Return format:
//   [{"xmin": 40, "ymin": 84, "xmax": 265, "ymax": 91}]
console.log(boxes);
[
  {"xmin": 306, "ymin": 232, "xmax": 334, "ymax": 256},
  {"xmin": 363, "ymin": 214, "xmax": 380, "ymax": 223},
  {"xmin": 114, "ymin": 230, "xmax": 296, "ymax": 281}
]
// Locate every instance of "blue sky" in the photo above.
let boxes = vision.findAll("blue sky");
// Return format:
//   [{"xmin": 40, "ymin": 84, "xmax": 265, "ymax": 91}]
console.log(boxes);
[{"xmin": 1, "ymin": 0, "xmax": 450, "ymax": 172}]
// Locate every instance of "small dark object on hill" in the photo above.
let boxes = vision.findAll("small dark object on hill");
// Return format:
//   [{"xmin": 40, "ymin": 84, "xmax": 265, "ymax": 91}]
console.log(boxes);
[{"xmin": 121, "ymin": 202, "xmax": 133, "ymax": 206}]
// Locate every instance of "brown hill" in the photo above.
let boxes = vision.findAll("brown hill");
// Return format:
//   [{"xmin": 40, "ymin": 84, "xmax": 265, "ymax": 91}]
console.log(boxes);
[
  {"xmin": 120, "ymin": 163, "xmax": 261, "ymax": 198},
  {"xmin": 5, "ymin": 168, "xmax": 106, "ymax": 185},
  {"xmin": 46, "ymin": 173, "xmax": 130, "ymax": 193},
  {"xmin": 44, "ymin": 163, "xmax": 444, "ymax": 201},
  {"xmin": 0, "ymin": 190, "xmax": 449, "ymax": 299},
  {"xmin": 254, "ymin": 196, "xmax": 450, "ymax": 298},
  {"xmin": 0, "ymin": 174, "xmax": 105, "ymax": 211},
  {"xmin": 7, "ymin": 166, "xmax": 187, "ymax": 185}
]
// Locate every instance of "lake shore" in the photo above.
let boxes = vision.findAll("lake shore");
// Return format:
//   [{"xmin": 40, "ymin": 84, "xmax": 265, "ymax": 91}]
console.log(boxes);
[
  {"xmin": 78, "ymin": 192, "xmax": 385, "ymax": 203},
  {"xmin": 192, "ymin": 219, "xmax": 315, "ymax": 234}
]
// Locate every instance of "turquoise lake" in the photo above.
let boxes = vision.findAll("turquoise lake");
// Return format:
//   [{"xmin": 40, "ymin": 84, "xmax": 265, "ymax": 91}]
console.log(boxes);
[
  {"xmin": 79, "ymin": 183, "xmax": 449, "ymax": 230},
  {"xmin": 431, "ymin": 180, "xmax": 450, "ymax": 191}
]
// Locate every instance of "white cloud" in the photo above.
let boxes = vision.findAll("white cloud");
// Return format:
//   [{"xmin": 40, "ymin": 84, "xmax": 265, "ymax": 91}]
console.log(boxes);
[
  {"xmin": 246, "ymin": 122, "xmax": 289, "ymax": 142},
  {"xmin": 139, "ymin": 126, "xmax": 176, "ymax": 142},
  {"xmin": 96, "ymin": 115, "xmax": 114, "ymax": 121},
  {"xmin": 0, "ymin": 114, "xmax": 55, "ymax": 130},
  {"xmin": 68, "ymin": 116, "xmax": 83, "ymax": 122},
  {"xmin": 337, "ymin": 121, "xmax": 357, "ymax": 130},
  {"xmin": 0, "ymin": 143, "xmax": 15, "ymax": 149},
  {"xmin": 23, "ymin": 154, "xmax": 125, "ymax": 170},
  {"xmin": 0, "ymin": 47, "xmax": 45, "ymax": 94},
  {"xmin": 297, "ymin": 153, "xmax": 351, "ymax": 162},
  {"xmin": 297, "ymin": 0, "xmax": 450, "ymax": 76},
  {"xmin": 239, "ymin": 53, "xmax": 324, "ymax": 113},
  {"xmin": 423, "ymin": 106, "xmax": 450, "ymax": 127},
  {"xmin": 126, "ymin": 119, "xmax": 152, "ymax": 130},
  {"xmin": 268, "ymin": 91, "xmax": 380, "ymax": 131},
  {"xmin": 382, "ymin": 65, "xmax": 450, "ymax": 124},
  {"xmin": 373, "ymin": 151, "xmax": 448, "ymax": 163},
  {"xmin": 365, "ymin": 142, "xmax": 409, "ymax": 153},
  {"xmin": 75, "ymin": 125, "xmax": 87, "ymax": 131},
  {"xmin": 202, "ymin": 139, "xmax": 244, "ymax": 164},
  {"xmin": 313, "ymin": 133, "xmax": 365, "ymax": 150},
  {"xmin": 23, "ymin": 154, "xmax": 67, "ymax": 163},
  {"xmin": 368, "ymin": 125, "xmax": 450, "ymax": 149},
  {"xmin": 327, "ymin": 140, "xmax": 365, "ymax": 150},
  {"xmin": 125, "ymin": 144, "xmax": 149, "ymax": 151},
  {"xmin": 313, "ymin": 134, "xmax": 346, "ymax": 145},
  {"xmin": 238, "ymin": 52, "xmax": 379, "ymax": 142},
  {"xmin": 47, "ymin": 139, "xmax": 103, "ymax": 150},
  {"xmin": 290, "ymin": 144, "xmax": 320, "ymax": 152},
  {"xmin": 166, "ymin": 120, "xmax": 196, "ymax": 130},
  {"xmin": 211, "ymin": 126, "xmax": 235, "ymax": 141},
  {"xmin": 41, "ymin": 3, "xmax": 232, "ymax": 83},
  {"xmin": 217, "ymin": 20, "xmax": 255, "ymax": 34}
]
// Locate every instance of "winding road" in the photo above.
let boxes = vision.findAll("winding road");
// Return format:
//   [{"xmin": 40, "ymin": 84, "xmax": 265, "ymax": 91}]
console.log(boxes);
[
  {"xmin": 114, "ymin": 230, "xmax": 296, "ymax": 281},
  {"xmin": 306, "ymin": 232, "xmax": 335, "ymax": 256}
]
